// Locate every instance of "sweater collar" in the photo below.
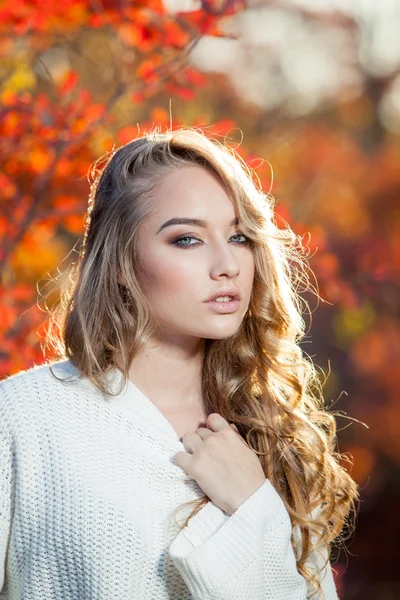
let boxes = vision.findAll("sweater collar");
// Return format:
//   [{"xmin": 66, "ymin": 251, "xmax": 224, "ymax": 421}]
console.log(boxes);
[
  {"xmin": 105, "ymin": 366, "xmax": 187, "ymax": 452},
  {"xmin": 52, "ymin": 359, "xmax": 191, "ymax": 478}
]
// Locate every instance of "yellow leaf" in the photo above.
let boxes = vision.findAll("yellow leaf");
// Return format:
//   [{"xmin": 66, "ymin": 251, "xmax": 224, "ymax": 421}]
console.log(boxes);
[{"xmin": 5, "ymin": 67, "xmax": 36, "ymax": 92}]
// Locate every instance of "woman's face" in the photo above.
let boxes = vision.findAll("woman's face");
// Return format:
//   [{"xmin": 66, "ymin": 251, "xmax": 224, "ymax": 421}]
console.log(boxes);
[{"xmin": 136, "ymin": 165, "xmax": 255, "ymax": 345}]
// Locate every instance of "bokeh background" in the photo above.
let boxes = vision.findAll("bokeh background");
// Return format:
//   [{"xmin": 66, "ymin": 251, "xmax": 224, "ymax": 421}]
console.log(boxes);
[{"xmin": 1, "ymin": 1, "xmax": 399, "ymax": 597}]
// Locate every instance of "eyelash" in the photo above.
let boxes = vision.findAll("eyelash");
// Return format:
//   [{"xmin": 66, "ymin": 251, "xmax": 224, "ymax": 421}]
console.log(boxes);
[{"xmin": 171, "ymin": 233, "xmax": 250, "ymax": 248}]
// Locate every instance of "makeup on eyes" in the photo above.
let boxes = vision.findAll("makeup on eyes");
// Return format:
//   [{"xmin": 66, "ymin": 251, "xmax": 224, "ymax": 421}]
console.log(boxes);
[{"xmin": 170, "ymin": 233, "xmax": 250, "ymax": 248}]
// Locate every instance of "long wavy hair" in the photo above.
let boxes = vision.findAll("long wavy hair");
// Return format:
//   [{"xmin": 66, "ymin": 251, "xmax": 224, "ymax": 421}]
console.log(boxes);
[{"xmin": 44, "ymin": 125, "xmax": 359, "ymax": 598}]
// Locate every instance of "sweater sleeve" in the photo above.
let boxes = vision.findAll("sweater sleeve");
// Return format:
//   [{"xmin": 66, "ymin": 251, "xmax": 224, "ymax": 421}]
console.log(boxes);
[
  {"xmin": 168, "ymin": 478, "xmax": 339, "ymax": 600},
  {"xmin": 0, "ymin": 399, "xmax": 13, "ymax": 593}
]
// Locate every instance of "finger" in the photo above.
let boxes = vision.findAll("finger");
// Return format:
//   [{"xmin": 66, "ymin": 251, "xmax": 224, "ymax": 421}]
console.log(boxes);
[
  {"xmin": 206, "ymin": 413, "xmax": 231, "ymax": 432},
  {"xmin": 181, "ymin": 430, "xmax": 204, "ymax": 454},
  {"xmin": 230, "ymin": 423, "xmax": 249, "ymax": 446},
  {"xmin": 195, "ymin": 426, "xmax": 213, "ymax": 439},
  {"xmin": 174, "ymin": 450, "xmax": 193, "ymax": 473}
]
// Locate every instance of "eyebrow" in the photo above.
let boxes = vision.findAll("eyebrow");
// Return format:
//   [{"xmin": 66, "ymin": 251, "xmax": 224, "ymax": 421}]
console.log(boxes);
[{"xmin": 156, "ymin": 217, "xmax": 239, "ymax": 235}]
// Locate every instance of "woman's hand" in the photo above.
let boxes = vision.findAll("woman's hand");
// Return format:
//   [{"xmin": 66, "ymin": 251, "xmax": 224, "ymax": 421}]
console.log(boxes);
[{"xmin": 174, "ymin": 413, "xmax": 267, "ymax": 516}]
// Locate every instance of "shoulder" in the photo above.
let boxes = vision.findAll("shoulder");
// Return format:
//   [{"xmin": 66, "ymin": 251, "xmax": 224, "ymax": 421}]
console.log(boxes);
[
  {"xmin": 0, "ymin": 359, "xmax": 92, "ymax": 417},
  {"xmin": 1, "ymin": 359, "xmax": 76, "ymax": 392}
]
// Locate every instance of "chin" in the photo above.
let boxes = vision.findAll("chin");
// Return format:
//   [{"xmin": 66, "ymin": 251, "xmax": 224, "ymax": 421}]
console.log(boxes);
[{"xmin": 203, "ymin": 323, "xmax": 243, "ymax": 340}]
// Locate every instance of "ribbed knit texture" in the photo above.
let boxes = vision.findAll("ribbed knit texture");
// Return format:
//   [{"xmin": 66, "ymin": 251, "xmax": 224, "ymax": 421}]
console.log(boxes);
[{"xmin": 0, "ymin": 360, "xmax": 340, "ymax": 599}]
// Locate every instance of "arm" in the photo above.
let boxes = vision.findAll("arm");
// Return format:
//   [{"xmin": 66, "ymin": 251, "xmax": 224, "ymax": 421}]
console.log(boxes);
[
  {"xmin": 169, "ymin": 478, "xmax": 339, "ymax": 600},
  {"xmin": 0, "ymin": 399, "xmax": 13, "ymax": 593}
]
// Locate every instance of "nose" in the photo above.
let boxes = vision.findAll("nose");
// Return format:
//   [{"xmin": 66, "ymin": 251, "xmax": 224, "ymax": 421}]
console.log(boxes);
[{"xmin": 209, "ymin": 242, "xmax": 240, "ymax": 280}]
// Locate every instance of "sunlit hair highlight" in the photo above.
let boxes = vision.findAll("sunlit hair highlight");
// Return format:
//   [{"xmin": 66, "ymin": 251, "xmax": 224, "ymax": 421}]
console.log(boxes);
[{"xmin": 44, "ymin": 125, "xmax": 359, "ymax": 599}]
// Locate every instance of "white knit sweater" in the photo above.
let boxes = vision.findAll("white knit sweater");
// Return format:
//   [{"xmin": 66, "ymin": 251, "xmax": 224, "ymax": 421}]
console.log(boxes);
[{"xmin": 0, "ymin": 360, "xmax": 340, "ymax": 599}]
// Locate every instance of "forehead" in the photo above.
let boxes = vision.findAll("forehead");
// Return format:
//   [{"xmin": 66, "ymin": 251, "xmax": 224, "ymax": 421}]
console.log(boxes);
[{"xmin": 151, "ymin": 165, "xmax": 236, "ymax": 219}]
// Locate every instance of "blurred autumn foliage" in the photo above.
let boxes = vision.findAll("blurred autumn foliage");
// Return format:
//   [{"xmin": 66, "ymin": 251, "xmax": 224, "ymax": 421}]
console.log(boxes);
[{"xmin": 1, "ymin": 1, "xmax": 399, "ymax": 598}]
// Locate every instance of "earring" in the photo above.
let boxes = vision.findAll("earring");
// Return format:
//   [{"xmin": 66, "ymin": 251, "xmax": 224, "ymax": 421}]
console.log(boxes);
[{"xmin": 122, "ymin": 285, "xmax": 132, "ymax": 304}]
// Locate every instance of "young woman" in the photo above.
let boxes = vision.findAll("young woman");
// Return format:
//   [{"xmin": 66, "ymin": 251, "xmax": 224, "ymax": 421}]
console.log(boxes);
[{"xmin": 0, "ymin": 126, "xmax": 359, "ymax": 599}]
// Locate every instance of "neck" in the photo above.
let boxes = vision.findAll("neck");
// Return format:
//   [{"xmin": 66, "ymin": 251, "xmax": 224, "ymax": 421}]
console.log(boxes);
[{"xmin": 126, "ymin": 339, "xmax": 206, "ymax": 410}]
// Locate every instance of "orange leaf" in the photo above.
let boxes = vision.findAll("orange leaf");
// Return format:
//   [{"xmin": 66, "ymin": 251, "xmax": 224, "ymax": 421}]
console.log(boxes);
[
  {"xmin": 76, "ymin": 89, "xmax": 92, "ymax": 105},
  {"xmin": 54, "ymin": 195, "xmax": 82, "ymax": 212},
  {"xmin": 163, "ymin": 21, "xmax": 191, "ymax": 47},
  {"xmin": 29, "ymin": 147, "xmax": 55, "ymax": 174},
  {"xmin": 131, "ymin": 91, "xmax": 145, "ymax": 103},
  {"xmin": 63, "ymin": 213, "xmax": 85, "ymax": 235},
  {"xmin": 184, "ymin": 68, "xmax": 207, "ymax": 87},
  {"xmin": 150, "ymin": 107, "xmax": 170, "ymax": 124},
  {"xmin": 118, "ymin": 126, "xmax": 140, "ymax": 146},
  {"xmin": 82, "ymin": 104, "xmax": 105, "ymax": 123},
  {"xmin": 137, "ymin": 59, "xmax": 160, "ymax": 84},
  {"xmin": 1, "ymin": 89, "xmax": 17, "ymax": 106},
  {"xmin": 119, "ymin": 23, "xmax": 143, "ymax": 47}
]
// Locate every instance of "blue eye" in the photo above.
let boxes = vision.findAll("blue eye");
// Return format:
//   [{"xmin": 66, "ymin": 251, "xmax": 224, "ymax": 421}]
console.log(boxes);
[{"xmin": 171, "ymin": 233, "xmax": 250, "ymax": 248}]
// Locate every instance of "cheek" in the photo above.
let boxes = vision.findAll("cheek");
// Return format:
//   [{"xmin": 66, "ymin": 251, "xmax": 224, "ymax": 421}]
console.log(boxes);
[
  {"xmin": 244, "ymin": 252, "xmax": 255, "ymax": 281},
  {"xmin": 139, "ymin": 251, "xmax": 195, "ymax": 297}
]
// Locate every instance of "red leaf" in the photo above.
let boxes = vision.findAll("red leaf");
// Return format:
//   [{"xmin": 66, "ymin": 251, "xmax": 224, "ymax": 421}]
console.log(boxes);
[{"xmin": 59, "ymin": 71, "xmax": 79, "ymax": 95}]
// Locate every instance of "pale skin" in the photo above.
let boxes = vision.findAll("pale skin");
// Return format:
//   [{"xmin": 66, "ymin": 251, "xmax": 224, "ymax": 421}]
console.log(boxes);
[{"xmin": 130, "ymin": 164, "xmax": 266, "ymax": 516}]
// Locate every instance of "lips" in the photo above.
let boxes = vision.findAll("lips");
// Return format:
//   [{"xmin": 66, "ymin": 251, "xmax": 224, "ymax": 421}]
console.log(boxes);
[{"xmin": 205, "ymin": 288, "xmax": 241, "ymax": 302}]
